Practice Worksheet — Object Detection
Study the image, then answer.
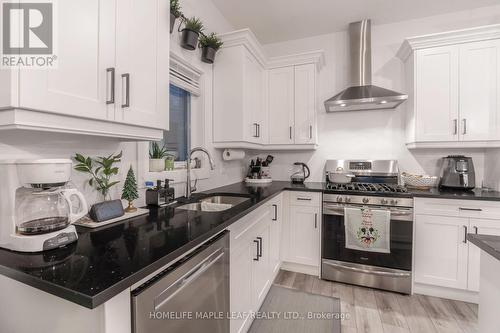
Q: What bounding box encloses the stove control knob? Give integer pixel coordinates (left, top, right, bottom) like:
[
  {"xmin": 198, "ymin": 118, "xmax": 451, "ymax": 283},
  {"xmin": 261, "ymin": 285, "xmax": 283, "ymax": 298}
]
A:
[
  {"xmin": 337, "ymin": 196, "xmax": 343, "ymax": 203},
  {"xmin": 362, "ymin": 198, "xmax": 369, "ymax": 204},
  {"xmin": 381, "ymin": 199, "xmax": 388, "ymax": 205},
  {"xmin": 345, "ymin": 196, "xmax": 351, "ymax": 203},
  {"xmin": 390, "ymin": 199, "xmax": 398, "ymax": 205}
]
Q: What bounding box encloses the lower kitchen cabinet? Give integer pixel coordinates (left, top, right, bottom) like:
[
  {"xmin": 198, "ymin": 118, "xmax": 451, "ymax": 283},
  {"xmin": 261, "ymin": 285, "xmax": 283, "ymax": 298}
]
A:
[
  {"xmin": 414, "ymin": 214, "xmax": 469, "ymax": 289},
  {"xmin": 414, "ymin": 198, "xmax": 500, "ymax": 299},
  {"xmin": 228, "ymin": 194, "xmax": 283, "ymax": 333},
  {"xmin": 281, "ymin": 191, "xmax": 321, "ymax": 270}
]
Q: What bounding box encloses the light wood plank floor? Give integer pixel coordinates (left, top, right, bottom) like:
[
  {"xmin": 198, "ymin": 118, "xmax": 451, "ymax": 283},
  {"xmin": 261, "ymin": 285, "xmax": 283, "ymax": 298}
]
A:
[{"xmin": 273, "ymin": 270, "xmax": 478, "ymax": 333}]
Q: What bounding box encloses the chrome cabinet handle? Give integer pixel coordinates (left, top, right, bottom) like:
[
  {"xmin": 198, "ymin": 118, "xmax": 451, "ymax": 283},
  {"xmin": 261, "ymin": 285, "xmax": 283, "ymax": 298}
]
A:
[
  {"xmin": 257, "ymin": 237, "xmax": 262, "ymax": 258},
  {"xmin": 289, "ymin": 126, "xmax": 292, "ymax": 140},
  {"xmin": 272, "ymin": 204, "xmax": 278, "ymax": 221},
  {"xmin": 453, "ymin": 119, "xmax": 458, "ymax": 135},
  {"xmin": 257, "ymin": 124, "xmax": 260, "ymax": 138},
  {"xmin": 297, "ymin": 197, "xmax": 312, "ymax": 201},
  {"xmin": 253, "ymin": 239, "xmax": 259, "ymax": 261},
  {"xmin": 314, "ymin": 213, "xmax": 318, "ymax": 229},
  {"xmin": 121, "ymin": 73, "xmax": 130, "ymax": 108},
  {"xmin": 106, "ymin": 68, "xmax": 115, "ymax": 104},
  {"xmin": 474, "ymin": 226, "xmax": 478, "ymax": 234},
  {"xmin": 462, "ymin": 119, "xmax": 467, "ymax": 135},
  {"xmin": 309, "ymin": 125, "xmax": 313, "ymax": 139},
  {"xmin": 459, "ymin": 207, "xmax": 482, "ymax": 212},
  {"xmin": 463, "ymin": 225, "xmax": 468, "ymax": 243}
]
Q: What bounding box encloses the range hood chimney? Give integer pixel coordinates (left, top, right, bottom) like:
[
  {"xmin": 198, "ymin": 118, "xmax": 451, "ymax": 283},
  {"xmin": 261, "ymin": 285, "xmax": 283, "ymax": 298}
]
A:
[{"xmin": 324, "ymin": 20, "xmax": 408, "ymax": 112}]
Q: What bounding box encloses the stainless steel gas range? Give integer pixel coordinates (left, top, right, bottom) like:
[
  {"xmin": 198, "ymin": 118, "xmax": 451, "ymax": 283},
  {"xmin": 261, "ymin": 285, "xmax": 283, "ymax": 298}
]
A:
[{"xmin": 321, "ymin": 160, "xmax": 413, "ymax": 294}]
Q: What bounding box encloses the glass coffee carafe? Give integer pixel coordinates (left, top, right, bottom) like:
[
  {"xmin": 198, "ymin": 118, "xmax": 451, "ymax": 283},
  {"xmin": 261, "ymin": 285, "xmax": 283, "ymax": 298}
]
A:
[{"xmin": 15, "ymin": 187, "xmax": 88, "ymax": 235}]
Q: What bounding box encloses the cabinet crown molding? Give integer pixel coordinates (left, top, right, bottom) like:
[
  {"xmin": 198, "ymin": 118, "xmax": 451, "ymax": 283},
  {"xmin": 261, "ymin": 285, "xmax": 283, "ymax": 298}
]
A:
[
  {"xmin": 219, "ymin": 28, "xmax": 325, "ymax": 70},
  {"xmin": 397, "ymin": 23, "xmax": 500, "ymax": 61}
]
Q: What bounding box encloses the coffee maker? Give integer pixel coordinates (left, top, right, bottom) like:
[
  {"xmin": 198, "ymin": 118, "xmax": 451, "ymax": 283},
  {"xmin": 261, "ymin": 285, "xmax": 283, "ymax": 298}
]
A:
[
  {"xmin": 439, "ymin": 155, "xmax": 476, "ymax": 190},
  {"xmin": 0, "ymin": 159, "xmax": 88, "ymax": 252}
]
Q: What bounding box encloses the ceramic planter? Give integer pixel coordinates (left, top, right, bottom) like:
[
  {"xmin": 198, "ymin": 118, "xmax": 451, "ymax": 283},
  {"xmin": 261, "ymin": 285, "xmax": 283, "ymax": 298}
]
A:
[
  {"xmin": 170, "ymin": 13, "xmax": 176, "ymax": 34},
  {"xmin": 149, "ymin": 159, "xmax": 165, "ymax": 172},
  {"xmin": 201, "ymin": 46, "xmax": 217, "ymax": 64},
  {"xmin": 181, "ymin": 29, "xmax": 200, "ymax": 50}
]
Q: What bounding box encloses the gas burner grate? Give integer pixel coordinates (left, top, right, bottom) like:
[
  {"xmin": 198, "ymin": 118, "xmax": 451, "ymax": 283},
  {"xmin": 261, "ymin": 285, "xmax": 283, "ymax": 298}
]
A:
[{"xmin": 326, "ymin": 182, "xmax": 407, "ymax": 193}]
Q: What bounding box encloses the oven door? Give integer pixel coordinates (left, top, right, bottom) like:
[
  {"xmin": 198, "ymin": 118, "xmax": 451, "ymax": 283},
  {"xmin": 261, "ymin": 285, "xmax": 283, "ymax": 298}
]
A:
[{"xmin": 322, "ymin": 203, "xmax": 413, "ymax": 271}]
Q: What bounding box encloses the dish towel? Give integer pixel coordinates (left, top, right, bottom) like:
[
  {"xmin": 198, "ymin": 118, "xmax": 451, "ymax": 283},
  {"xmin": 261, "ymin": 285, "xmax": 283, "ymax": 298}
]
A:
[{"xmin": 344, "ymin": 207, "xmax": 391, "ymax": 253}]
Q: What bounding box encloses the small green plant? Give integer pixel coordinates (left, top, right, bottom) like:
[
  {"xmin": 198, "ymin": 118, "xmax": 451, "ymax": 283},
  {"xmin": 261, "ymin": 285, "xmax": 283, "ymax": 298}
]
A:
[
  {"xmin": 73, "ymin": 151, "xmax": 122, "ymax": 200},
  {"xmin": 199, "ymin": 32, "xmax": 223, "ymax": 50},
  {"xmin": 170, "ymin": 0, "xmax": 182, "ymax": 18},
  {"xmin": 149, "ymin": 142, "xmax": 169, "ymax": 159},
  {"xmin": 184, "ymin": 16, "xmax": 204, "ymax": 33}
]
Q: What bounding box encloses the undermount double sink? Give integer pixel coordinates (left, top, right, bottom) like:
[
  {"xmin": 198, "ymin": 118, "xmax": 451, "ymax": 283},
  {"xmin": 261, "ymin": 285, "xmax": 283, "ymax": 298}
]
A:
[{"xmin": 176, "ymin": 195, "xmax": 251, "ymax": 212}]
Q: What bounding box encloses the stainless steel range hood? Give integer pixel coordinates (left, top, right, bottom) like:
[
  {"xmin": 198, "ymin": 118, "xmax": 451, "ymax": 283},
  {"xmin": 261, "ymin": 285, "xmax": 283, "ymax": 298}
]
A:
[{"xmin": 324, "ymin": 20, "xmax": 408, "ymax": 112}]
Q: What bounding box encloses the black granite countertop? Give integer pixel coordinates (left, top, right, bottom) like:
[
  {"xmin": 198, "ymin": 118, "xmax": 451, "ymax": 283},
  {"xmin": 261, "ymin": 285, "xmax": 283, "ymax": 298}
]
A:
[
  {"xmin": 1, "ymin": 180, "xmax": 500, "ymax": 310},
  {"xmin": 468, "ymin": 234, "xmax": 500, "ymax": 261},
  {"xmin": 408, "ymin": 187, "xmax": 500, "ymax": 201},
  {"xmin": 0, "ymin": 181, "xmax": 322, "ymax": 309}
]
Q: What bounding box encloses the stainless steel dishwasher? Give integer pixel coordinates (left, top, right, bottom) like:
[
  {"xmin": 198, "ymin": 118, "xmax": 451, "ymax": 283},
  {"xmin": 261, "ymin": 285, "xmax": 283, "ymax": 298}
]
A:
[{"xmin": 132, "ymin": 231, "xmax": 229, "ymax": 333}]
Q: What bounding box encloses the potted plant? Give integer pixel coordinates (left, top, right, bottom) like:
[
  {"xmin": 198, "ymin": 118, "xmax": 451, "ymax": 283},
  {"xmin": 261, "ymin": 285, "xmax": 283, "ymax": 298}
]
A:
[
  {"xmin": 199, "ymin": 32, "xmax": 223, "ymax": 64},
  {"xmin": 170, "ymin": 0, "xmax": 182, "ymax": 34},
  {"xmin": 149, "ymin": 142, "xmax": 168, "ymax": 172},
  {"xmin": 180, "ymin": 16, "xmax": 203, "ymax": 50},
  {"xmin": 73, "ymin": 152, "xmax": 122, "ymax": 201}
]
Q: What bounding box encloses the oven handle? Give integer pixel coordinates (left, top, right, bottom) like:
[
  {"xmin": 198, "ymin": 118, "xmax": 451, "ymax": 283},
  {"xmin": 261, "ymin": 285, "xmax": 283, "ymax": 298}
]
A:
[
  {"xmin": 324, "ymin": 260, "xmax": 411, "ymax": 278},
  {"xmin": 323, "ymin": 203, "xmax": 413, "ymax": 217}
]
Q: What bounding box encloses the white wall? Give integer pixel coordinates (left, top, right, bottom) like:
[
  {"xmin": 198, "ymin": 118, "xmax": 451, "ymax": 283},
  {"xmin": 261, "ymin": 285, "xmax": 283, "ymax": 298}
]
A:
[
  {"xmin": 259, "ymin": 4, "xmax": 500, "ymax": 185},
  {"xmin": 484, "ymin": 149, "xmax": 500, "ymax": 190},
  {"xmin": 0, "ymin": 0, "xmax": 245, "ymax": 208}
]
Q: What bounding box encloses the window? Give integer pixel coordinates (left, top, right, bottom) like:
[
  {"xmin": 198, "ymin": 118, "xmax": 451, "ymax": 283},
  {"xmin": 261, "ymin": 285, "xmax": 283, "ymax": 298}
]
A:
[{"xmin": 162, "ymin": 84, "xmax": 190, "ymax": 162}]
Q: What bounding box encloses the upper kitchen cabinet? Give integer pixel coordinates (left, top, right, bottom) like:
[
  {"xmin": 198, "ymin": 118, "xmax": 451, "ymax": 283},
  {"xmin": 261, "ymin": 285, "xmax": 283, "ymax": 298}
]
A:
[
  {"xmin": 0, "ymin": 0, "xmax": 169, "ymax": 141},
  {"xmin": 213, "ymin": 32, "xmax": 267, "ymax": 146},
  {"xmin": 398, "ymin": 24, "xmax": 500, "ymax": 148},
  {"xmin": 213, "ymin": 29, "xmax": 324, "ymax": 150},
  {"xmin": 268, "ymin": 63, "xmax": 317, "ymax": 145}
]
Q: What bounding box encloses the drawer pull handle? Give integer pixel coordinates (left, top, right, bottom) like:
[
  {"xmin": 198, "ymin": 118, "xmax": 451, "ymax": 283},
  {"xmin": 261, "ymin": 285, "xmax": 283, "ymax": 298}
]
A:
[
  {"xmin": 297, "ymin": 198, "xmax": 312, "ymax": 201},
  {"xmin": 459, "ymin": 207, "xmax": 482, "ymax": 212}
]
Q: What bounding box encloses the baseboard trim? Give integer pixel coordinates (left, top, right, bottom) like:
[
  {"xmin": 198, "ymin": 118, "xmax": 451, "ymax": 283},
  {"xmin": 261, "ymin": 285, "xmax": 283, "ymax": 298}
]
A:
[
  {"xmin": 414, "ymin": 283, "xmax": 479, "ymax": 304},
  {"xmin": 280, "ymin": 261, "xmax": 320, "ymax": 277}
]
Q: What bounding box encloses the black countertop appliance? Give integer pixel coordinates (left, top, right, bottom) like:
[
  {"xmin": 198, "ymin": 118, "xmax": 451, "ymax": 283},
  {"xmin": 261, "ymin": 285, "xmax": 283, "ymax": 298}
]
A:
[{"xmin": 439, "ymin": 155, "xmax": 476, "ymax": 190}]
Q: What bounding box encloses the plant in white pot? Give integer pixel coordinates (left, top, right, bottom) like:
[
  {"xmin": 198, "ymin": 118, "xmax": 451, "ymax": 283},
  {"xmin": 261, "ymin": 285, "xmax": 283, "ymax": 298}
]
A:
[{"xmin": 149, "ymin": 142, "xmax": 168, "ymax": 172}]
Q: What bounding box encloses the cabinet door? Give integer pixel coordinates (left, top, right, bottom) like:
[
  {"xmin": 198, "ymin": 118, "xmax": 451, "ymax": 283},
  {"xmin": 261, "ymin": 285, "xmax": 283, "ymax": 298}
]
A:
[
  {"xmin": 415, "ymin": 46, "xmax": 459, "ymax": 142},
  {"xmin": 467, "ymin": 218, "xmax": 500, "ymax": 292},
  {"xmin": 19, "ymin": 0, "xmax": 115, "ymax": 120},
  {"xmin": 244, "ymin": 52, "xmax": 266, "ymax": 144},
  {"xmin": 230, "ymin": 240, "xmax": 253, "ymax": 333},
  {"xmin": 414, "ymin": 214, "xmax": 468, "ymax": 289},
  {"xmin": 294, "ymin": 64, "xmax": 316, "ymax": 144},
  {"xmin": 268, "ymin": 67, "xmax": 294, "ymax": 144},
  {"xmin": 115, "ymin": 0, "xmax": 169, "ymax": 130},
  {"xmin": 459, "ymin": 40, "xmax": 500, "ymax": 141},
  {"xmin": 269, "ymin": 195, "xmax": 283, "ymax": 276},
  {"xmin": 252, "ymin": 223, "xmax": 271, "ymax": 310},
  {"xmin": 288, "ymin": 205, "xmax": 320, "ymax": 267}
]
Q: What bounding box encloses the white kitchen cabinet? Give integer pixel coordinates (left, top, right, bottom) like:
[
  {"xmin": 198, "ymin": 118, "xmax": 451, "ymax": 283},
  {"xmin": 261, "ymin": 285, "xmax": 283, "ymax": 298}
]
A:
[
  {"xmin": 294, "ymin": 64, "xmax": 316, "ymax": 144},
  {"xmin": 19, "ymin": 0, "xmax": 115, "ymax": 121},
  {"xmin": 114, "ymin": 0, "xmax": 169, "ymax": 129},
  {"xmin": 268, "ymin": 195, "xmax": 283, "ymax": 275},
  {"xmin": 268, "ymin": 67, "xmax": 294, "ymax": 144},
  {"xmin": 414, "ymin": 46, "xmax": 459, "ymax": 142},
  {"xmin": 414, "ymin": 214, "xmax": 469, "ymax": 289},
  {"xmin": 0, "ymin": 0, "xmax": 168, "ymax": 140},
  {"xmin": 467, "ymin": 219, "xmax": 500, "ymax": 292},
  {"xmin": 267, "ymin": 64, "xmax": 317, "ymax": 145},
  {"xmin": 398, "ymin": 24, "xmax": 500, "ymax": 148},
  {"xmin": 213, "ymin": 45, "xmax": 266, "ymax": 146},
  {"xmin": 459, "ymin": 40, "xmax": 500, "ymax": 141},
  {"xmin": 213, "ymin": 29, "xmax": 324, "ymax": 151},
  {"xmin": 228, "ymin": 197, "xmax": 281, "ymax": 333}
]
